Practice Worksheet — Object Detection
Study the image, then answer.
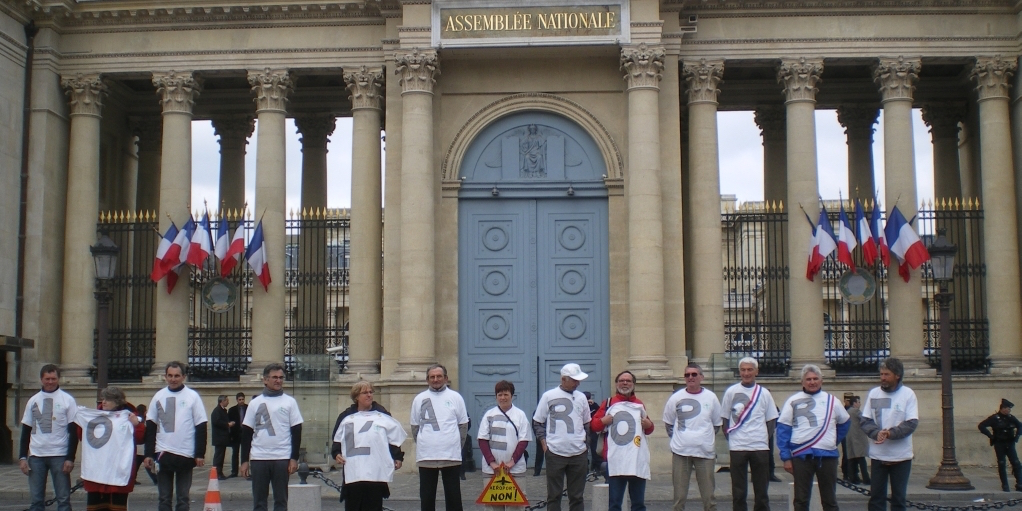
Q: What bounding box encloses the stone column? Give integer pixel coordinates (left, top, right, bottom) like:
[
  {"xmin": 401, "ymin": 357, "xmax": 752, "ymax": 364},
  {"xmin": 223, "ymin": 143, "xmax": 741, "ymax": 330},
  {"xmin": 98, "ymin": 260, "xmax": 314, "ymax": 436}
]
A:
[
  {"xmin": 621, "ymin": 45, "xmax": 670, "ymax": 373},
  {"xmin": 211, "ymin": 115, "xmax": 254, "ymax": 212},
  {"xmin": 132, "ymin": 117, "xmax": 162, "ymax": 214},
  {"xmin": 395, "ymin": 50, "xmax": 439, "ymax": 375},
  {"xmin": 381, "ymin": 51, "xmax": 404, "ymax": 377},
  {"xmin": 836, "ymin": 105, "xmax": 879, "ymax": 198},
  {"xmin": 293, "ymin": 113, "xmax": 335, "ymax": 356},
  {"xmin": 921, "ymin": 104, "xmax": 965, "ymax": 201},
  {"xmin": 248, "ymin": 69, "xmax": 294, "ymax": 370},
  {"xmin": 755, "ymin": 106, "xmax": 787, "ymax": 204},
  {"xmin": 660, "ymin": 48, "xmax": 686, "ymax": 374},
  {"xmin": 152, "ymin": 71, "xmax": 201, "ymax": 373},
  {"xmin": 683, "ymin": 59, "xmax": 725, "ymax": 363},
  {"xmin": 778, "ymin": 57, "xmax": 827, "ymax": 373},
  {"xmin": 345, "ymin": 66, "xmax": 385, "ymax": 374},
  {"xmin": 970, "ymin": 56, "xmax": 1022, "ymax": 371},
  {"xmin": 754, "ymin": 105, "xmax": 789, "ymax": 352},
  {"xmin": 59, "ymin": 73, "xmax": 108, "ymax": 379},
  {"xmin": 874, "ymin": 57, "xmax": 928, "ymax": 371}
]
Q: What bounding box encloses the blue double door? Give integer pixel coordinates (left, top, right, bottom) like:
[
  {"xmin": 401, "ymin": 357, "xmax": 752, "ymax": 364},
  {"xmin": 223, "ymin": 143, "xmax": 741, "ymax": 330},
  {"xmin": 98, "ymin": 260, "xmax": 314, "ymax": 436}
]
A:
[{"xmin": 458, "ymin": 197, "xmax": 609, "ymax": 466}]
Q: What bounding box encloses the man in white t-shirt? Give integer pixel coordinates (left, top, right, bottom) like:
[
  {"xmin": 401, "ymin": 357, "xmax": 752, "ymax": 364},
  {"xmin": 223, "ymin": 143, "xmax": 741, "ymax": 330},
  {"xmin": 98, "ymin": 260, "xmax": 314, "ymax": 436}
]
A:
[
  {"xmin": 592, "ymin": 370, "xmax": 654, "ymax": 511},
  {"xmin": 859, "ymin": 357, "xmax": 918, "ymax": 511},
  {"xmin": 533, "ymin": 363, "xmax": 593, "ymax": 511},
  {"xmin": 478, "ymin": 380, "xmax": 532, "ymax": 475},
  {"xmin": 777, "ymin": 364, "xmax": 850, "ymax": 511},
  {"xmin": 663, "ymin": 363, "xmax": 721, "ymax": 511},
  {"xmin": 241, "ymin": 363, "xmax": 304, "ymax": 511},
  {"xmin": 20, "ymin": 364, "xmax": 78, "ymax": 511},
  {"xmin": 721, "ymin": 356, "xmax": 778, "ymax": 511},
  {"xmin": 143, "ymin": 361, "xmax": 208, "ymax": 511},
  {"xmin": 410, "ymin": 364, "xmax": 469, "ymax": 511}
]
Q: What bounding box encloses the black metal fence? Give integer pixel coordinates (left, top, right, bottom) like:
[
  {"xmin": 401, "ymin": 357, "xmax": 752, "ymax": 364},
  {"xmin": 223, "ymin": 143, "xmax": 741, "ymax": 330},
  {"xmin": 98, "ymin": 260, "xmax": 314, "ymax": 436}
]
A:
[{"xmin": 94, "ymin": 209, "xmax": 350, "ymax": 382}]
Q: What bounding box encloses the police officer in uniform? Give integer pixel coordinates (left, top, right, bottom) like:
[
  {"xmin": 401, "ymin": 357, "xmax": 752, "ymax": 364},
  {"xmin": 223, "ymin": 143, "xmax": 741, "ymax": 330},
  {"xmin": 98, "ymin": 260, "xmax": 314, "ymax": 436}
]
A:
[{"xmin": 978, "ymin": 399, "xmax": 1022, "ymax": 492}]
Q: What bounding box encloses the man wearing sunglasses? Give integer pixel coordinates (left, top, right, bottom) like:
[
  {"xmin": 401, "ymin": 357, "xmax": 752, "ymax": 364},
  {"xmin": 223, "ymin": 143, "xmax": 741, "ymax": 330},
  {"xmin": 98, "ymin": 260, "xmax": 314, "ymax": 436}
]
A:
[{"xmin": 663, "ymin": 363, "xmax": 721, "ymax": 511}]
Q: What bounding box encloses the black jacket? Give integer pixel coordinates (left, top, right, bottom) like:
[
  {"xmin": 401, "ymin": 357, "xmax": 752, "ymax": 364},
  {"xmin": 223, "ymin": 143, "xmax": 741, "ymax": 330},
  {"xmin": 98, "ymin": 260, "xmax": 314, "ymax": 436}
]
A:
[
  {"xmin": 330, "ymin": 402, "xmax": 404, "ymax": 462},
  {"xmin": 979, "ymin": 412, "xmax": 1022, "ymax": 445},
  {"xmin": 227, "ymin": 404, "xmax": 246, "ymax": 444},
  {"xmin": 211, "ymin": 406, "xmax": 231, "ymax": 447}
]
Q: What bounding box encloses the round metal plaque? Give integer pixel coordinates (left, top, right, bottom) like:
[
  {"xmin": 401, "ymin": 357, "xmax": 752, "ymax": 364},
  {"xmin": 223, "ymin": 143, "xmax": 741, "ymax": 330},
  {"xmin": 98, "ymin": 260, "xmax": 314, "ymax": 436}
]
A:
[
  {"xmin": 838, "ymin": 268, "xmax": 877, "ymax": 305},
  {"xmin": 201, "ymin": 277, "xmax": 238, "ymax": 313}
]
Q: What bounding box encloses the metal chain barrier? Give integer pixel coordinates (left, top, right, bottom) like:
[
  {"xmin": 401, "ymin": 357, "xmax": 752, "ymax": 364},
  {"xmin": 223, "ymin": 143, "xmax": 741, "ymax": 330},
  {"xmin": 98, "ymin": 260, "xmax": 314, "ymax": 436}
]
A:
[
  {"xmin": 837, "ymin": 478, "xmax": 1022, "ymax": 511},
  {"xmin": 310, "ymin": 470, "xmax": 397, "ymax": 511},
  {"xmin": 524, "ymin": 470, "xmax": 601, "ymax": 511},
  {"xmin": 22, "ymin": 480, "xmax": 84, "ymax": 511}
]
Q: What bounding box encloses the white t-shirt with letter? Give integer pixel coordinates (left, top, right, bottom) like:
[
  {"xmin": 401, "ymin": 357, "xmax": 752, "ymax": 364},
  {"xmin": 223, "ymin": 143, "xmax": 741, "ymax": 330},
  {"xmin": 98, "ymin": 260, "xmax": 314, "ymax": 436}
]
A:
[
  {"xmin": 533, "ymin": 387, "xmax": 591, "ymax": 457},
  {"xmin": 478, "ymin": 405, "xmax": 533, "ymax": 474},
  {"xmin": 663, "ymin": 387, "xmax": 722, "ymax": 459},
  {"xmin": 75, "ymin": 408, "xmax": 136, "ymax": 487},
  {"xmin": 720, "ymin": 383, "xmax": 778, "ymax": 451},
  {"xmin": 243, "ymin": 392, "xmax": 304, "ymax": 461},
  {"xmin": 604, "ymin": 401, "xmax": 651, "ymax": 479},
  {"xmin": 334, "ymin": 411, "xmax": 407, "ymax": 483},
  {"xmin": 410, "ymin": 387, "xmax": 469, "ymax": 463},
  {"xmin": 22, "ymin": 389, "xmax": 78, "ymax": 458},
  {"xmin": 146, "ymin": 386, "xmax": 207, "ymax": 458},
  {"xmin": 862, "ymin": 385, "xmax": 918, "ymax": 462},
  {"xmin": 778, "ymin": 391, "xmax": 850, "ymax": 453}
]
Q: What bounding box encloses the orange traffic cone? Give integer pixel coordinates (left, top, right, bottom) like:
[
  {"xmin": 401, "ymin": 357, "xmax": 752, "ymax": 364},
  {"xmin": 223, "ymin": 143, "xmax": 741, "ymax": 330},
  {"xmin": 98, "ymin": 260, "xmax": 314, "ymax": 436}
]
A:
[{"xmin": 203, "ymin": 467, "xmax": 223, "ymax": 511}]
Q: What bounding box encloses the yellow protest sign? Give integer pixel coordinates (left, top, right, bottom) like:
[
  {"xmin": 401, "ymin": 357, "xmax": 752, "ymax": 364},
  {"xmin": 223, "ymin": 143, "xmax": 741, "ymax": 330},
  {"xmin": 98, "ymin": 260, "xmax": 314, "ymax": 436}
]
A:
[{"xmin": 476, "ymin": 463, "xmax": 529, "ymax": 506}]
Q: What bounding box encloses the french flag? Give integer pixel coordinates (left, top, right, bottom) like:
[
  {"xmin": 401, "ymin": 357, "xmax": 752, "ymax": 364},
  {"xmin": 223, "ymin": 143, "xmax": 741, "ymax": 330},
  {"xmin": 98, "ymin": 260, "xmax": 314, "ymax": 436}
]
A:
[
  {"xmin": 186, "ymin": 212, "xmax": 213, "ymax": 267},
  {"xmin": 162, "ymin": 216, "xmax": 195, "ymax": 275},
  {"xmin": 855, "ymin": 199, "xmax": 878, "ymax": 264},
  {"xmin": 837, "ymin": 203, "xmax": 857, "ymax": 272},
  {"xmin": 806, "ymin": 207, "xmax": 838, "ymax": 281},
  {"xmin": 220, "ymin": 223, "xmax": 246, "ymax": 278},
  {"xmin": 245, "ymin": 220, "xmax": 271, "ymax": 291},
  {"xmin": 871, "ymin": 197, "xmax": 890, "ymax": 267},
  {"xmin": 166, "ymin": 265, "xmax": 183, "ymax": 294},
  {"xmin": 884, "ymin": 205, "xmax": 931, "ymax": 283},
  {"xmin": 213, "ymin": 216, "xmax": 230, "ymax": 262},
  {"xmin": 150, "ymin": 222, "xmax": 178, "ymax": 283}
]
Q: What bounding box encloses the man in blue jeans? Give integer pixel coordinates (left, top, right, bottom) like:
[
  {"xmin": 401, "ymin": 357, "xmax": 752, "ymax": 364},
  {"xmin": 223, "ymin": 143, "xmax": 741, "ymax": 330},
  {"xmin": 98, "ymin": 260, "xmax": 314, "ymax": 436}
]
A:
[
  {"xmin": 860, "ymin": 358, "xmax": 918, "ymax": 511},
  {"xmin": 592, "ymin": 371, "xmax": 655, "ymax": 511},
  {"xmin": 20, "ymin": 364, "xmax": 78, "ymax": 511}
]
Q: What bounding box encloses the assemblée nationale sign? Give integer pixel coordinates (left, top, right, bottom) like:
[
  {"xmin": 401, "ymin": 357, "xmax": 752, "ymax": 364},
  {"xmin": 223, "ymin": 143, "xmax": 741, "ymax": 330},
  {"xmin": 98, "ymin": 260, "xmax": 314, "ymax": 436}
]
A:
[{"xmin": 432, "ymin": 1, "xmax": 629, "ymax": 47}]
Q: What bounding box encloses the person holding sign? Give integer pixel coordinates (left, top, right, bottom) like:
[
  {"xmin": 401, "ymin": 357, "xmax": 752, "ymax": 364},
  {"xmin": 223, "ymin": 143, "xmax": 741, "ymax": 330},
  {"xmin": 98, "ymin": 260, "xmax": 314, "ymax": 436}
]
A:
[
  {"xmin": 76, "ymin": 386, "xmax": 146, "ymax": 511},
  {"xmin": 777, "ymin": 365, "xmax": 850, "ymax": 511},
  {"xmin": 240, "ymin": 363, "xmax": 304, "ymax": 511},
  {"xmin": 410, "ymin": 364, "xmax": 470, "ymax": 511},
  {"xmin": 478, "ymin": 380, "xmax": 533, "ymax": 476},
  {"xmin": 662, "ymin": 363, "xmax": 721, "ymax": 511},
  {"xmin": 332, "ymin": 381, "xmax": 407, "ymax": 511},
  {"xmin": 721, "ymin": 357, "xmax": 778, "ymax": 511},
  {"xmin": 532, "ymin": 363, "xmax": 593, "ymax": 511},
  {"xmin": 592, "ymin": 371, "xmax": 654, "ymax": 511},
  {"xmin": 20, "ymin": 364, "xmax": 78, "ymax": 511},
  {"xmin": 143, "ymin": 361, "xmax": 208, "ymax": 511}
]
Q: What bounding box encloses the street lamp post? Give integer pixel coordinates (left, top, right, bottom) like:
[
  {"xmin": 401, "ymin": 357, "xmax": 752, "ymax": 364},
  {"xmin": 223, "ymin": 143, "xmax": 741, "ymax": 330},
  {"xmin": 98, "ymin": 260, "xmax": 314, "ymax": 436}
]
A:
[
  {"xmin": 926, "ymin": 228, "xmax": 973, "ymax": 490},
  {"xmin": 90, "ymin": 234, "xmax": 119, "ymax": 404}
]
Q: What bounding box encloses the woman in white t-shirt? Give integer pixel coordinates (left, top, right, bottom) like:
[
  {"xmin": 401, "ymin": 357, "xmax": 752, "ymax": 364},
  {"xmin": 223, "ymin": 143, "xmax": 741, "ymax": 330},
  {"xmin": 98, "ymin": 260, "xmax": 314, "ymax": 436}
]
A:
[
  {"xmin": 77, "ymin": 386, "xmax": 145, "ymax": 511},
  {"xmin": 477, "ymin": 380, "xmax": 532, "ymax": 475},
  {"xmin": 332, "ymin": 381, "xmax": 406, "ymax": 511}
]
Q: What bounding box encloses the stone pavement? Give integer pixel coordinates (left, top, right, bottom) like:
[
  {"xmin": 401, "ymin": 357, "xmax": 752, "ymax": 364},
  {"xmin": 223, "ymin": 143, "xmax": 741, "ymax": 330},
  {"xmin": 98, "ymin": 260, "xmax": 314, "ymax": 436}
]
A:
[{"xmin": 1, "ymin": 463, "xmax": 1018, "ymax": 509}]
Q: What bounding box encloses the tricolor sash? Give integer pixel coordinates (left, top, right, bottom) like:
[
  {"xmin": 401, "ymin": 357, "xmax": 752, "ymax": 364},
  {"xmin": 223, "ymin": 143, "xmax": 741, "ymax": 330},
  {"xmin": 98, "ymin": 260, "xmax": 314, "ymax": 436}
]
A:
[
  {"xmin": 791, "ymin": 394, "xmax": 836, "ymax": 456},
  {"xmin": 726, "ymin": 384, "xmax": 762, "ymax": 435}
]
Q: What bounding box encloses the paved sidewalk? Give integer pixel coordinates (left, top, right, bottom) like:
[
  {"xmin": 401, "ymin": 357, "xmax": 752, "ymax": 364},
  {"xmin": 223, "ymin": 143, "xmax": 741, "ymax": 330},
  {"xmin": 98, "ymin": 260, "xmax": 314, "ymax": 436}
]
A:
[{"xmin": 2, "ymin": 462, "xmax": 1017, "ymax": 508}]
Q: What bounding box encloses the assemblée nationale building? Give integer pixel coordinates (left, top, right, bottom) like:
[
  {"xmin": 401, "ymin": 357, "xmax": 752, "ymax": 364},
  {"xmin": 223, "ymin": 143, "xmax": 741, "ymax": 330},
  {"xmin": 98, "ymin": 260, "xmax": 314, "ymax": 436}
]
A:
[{"xmin": 1, "ymin": 0, "xmax": 1021, "ymax": 470}]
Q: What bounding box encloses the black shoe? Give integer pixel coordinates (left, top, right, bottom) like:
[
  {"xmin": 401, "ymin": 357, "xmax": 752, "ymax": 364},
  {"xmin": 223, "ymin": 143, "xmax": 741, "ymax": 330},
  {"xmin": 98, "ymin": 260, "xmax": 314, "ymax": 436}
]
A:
[
  {"xmin": 230, "ymin": 473, "xmax": 238, "ymax": 478},
  {"xmin": 850, "ymin": 478, "xmax": 861, "ymax": 485},
  {"xmin": 863, "ymin": 479, "xmax": 871, "ymax": 485},
  {"xmin": 1003, "ymin": 484, "xmax": 1011, "ymax": 492},
  {"xmin": 769, "ymin": 475, "xmax": 782, "ymax": 482},
  {"xmin": 1015, "ymin": 484, "xmax": 1022, "ymax": 491},
  {"xmin": 218, "ymin": 476, "xmax": 228, "ymax": 481}
]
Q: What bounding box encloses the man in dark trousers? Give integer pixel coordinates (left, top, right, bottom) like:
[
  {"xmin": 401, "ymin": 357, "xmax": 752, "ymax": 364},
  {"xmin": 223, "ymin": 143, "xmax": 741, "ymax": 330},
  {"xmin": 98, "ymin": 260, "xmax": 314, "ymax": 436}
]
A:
[
  {"xmin": 979, "ymin": 399, "xmax": 1022, "ymax": 492},
  {"xmin": 211, "ymin": 395, "xmax": 233, "ymax": 480},
  {"xmin": 227, "ymin": 393, "xmax": 247, "ymax": 478}
]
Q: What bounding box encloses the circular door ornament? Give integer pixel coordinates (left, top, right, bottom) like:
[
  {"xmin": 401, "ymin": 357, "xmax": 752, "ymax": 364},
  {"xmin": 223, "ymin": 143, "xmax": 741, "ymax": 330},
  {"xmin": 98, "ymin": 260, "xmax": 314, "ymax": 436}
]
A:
[
  {"xmin": 838, "ymin": 268, "xmax": 877, "ymax": 305},
  {"xmin": 483, "ymin": 227, "xmax": 509, "ymax": 251},
  {"xmin": 560, "ymin": 314, "xmax": 586, "ymax": 340},
  {"xmin": 201, "ymin": 277, "xmax": 238, "ymax": 313},
  {"xmin": 482, "ymin": 270, "xmax": 510, "ymax": 296},
  {"xmin": 484, "ymin": 315, "xmax": 509, "ymax": 340},
  {"xmin": 559, "ymin": 226, "xmax": 585, "ymax": 251},
  {"xmin": 559, "ymin": 270, "xmax": 586, "ymax": 295}
]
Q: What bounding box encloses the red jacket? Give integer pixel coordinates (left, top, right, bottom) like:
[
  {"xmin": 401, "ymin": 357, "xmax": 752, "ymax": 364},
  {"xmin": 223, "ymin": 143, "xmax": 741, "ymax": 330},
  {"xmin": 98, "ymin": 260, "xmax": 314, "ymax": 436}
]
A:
[
  {"xmin": 590, "ymin": 393, "xmax": 655, "ymax": 460},
  {"xmin": 78, "ymin": 404, "xmax": 146, "ymax": 494}
]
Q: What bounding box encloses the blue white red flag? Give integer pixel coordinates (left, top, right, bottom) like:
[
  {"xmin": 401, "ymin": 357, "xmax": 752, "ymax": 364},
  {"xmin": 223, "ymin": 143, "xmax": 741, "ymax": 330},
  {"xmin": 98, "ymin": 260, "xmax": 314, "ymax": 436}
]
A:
[
  {"xmin": 871, "ymin": 197, "xmax": 890, "ymax": 267},
  {"xmin": 220, "ymin": 223, "xmax": 246, "ymax": 278},
  {"xmin": 213, "ymin": 216, "xmax": 230, "ymax": 262},
  {"xmin": 837, "ymin": 203, "xmax": 857, "ymax": 272},
  {"xmin": 186, "ymin": 212, "xmax": 213, "ymax": 267},
  {"xmin": 806, "ymin": 207, "xmax": 837, "ymax": 281},
  {"xmin": 162, "ymin": 216, "xmax": 194, "ymax": 275},
  {"xmin": 166, "ymin": 265, "xmax": 182, "ymax": 294},
  {"xmin": 884, "ymin": 205, "xmax": 931, "ymax": 282},
  {"xmin": 855, "ymin": 199, "xmax": 878, "ymax": 264},
  {"xmin": 245, "ymin": 220, "xmax": 271, "ymax": 291},
  {"xmin": 150, "ymin": 222, "xmax": 178, "ymax": 283}
]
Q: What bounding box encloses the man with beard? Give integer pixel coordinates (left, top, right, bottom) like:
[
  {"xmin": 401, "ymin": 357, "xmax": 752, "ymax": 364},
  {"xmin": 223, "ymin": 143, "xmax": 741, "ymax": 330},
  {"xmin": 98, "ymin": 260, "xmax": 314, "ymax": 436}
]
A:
[
  {"xmin": 410, "ymin": 364, "xmax": 469, "ymax": 511},
  {"xmin": 592, "ymin": 371, "xmax": 654, "ymax": 511},
  {"xmin": 860, "ymin": 358, "xmax": 918, "ymax": 511}
]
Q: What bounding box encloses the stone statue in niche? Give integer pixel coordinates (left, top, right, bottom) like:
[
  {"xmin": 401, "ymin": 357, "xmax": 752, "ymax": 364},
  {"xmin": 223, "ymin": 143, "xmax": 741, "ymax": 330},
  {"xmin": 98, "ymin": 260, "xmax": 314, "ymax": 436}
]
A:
[{"xmin": 519, "ymin": 124, "xmax": 547, "ymax": 177}]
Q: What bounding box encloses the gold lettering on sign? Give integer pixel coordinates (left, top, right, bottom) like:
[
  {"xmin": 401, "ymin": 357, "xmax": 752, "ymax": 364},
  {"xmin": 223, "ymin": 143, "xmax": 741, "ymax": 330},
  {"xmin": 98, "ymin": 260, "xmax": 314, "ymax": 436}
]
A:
[{"xmin": 440, "ymin": 6, "xmax": 620, "ymax": 39}]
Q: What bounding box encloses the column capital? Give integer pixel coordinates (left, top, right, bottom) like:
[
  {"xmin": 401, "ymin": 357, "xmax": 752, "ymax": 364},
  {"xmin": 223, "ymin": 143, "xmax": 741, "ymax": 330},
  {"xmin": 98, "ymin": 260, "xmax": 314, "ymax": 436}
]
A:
[
  {"xmin": 248, "ymin": 68, "xmax": 294, "ymax": 113},
  {"xmin": 682, "ymin": 58, "xmax": 723, "ymax": 104},
  {"xmin": 61, "ymin": 73, "xmax": 107, "ymax": 117},
  {"xmin": 836, "ymin": 105, "xmax": 879, "ymax": 142},
  {"xmin": 873, "ymin": 56, "xmax": 920, "ymax": 102},
  {"xmin": 211, "ymin": 115, "xmax": 255, "ymax": 152},
  {"xmin": 970, "ymin": 56, "xmax": 1017, "ymax": 101},
  {"xmin": 778, "ymin": 57, "xmax": 823, "ymax": 103},
  {"xmin": 396, "ymin": 49, "xmax": 439, "ymax": 95},
  {"xmin": 152, "ymin": 71, "xmax": 202, "ymax": 114},
  {"xmin": 344, "ymin": 66, "xmax": 385, "ymax": 111},
  {"xmin": 920, "ymin": 102, "xmax": 966, "ymax": 141},
  {"xmin": 130, "ymin": 116, "xmax": 163, "ymax": 153},
  {"xmin": 753, "ymin": 105, "xmax": 786, "ymax": 142},
  {"xmin": 293, "ymin": 114, "xmax": 337, "ymax": 151},
  {"xmin": 621, "ymin": 43, "xmax": 665, "ymax": 91}
]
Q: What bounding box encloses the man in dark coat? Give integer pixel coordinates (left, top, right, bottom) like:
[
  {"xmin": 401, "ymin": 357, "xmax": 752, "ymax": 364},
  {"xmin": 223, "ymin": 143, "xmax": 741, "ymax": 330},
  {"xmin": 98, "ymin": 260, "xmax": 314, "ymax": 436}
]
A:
[
  {"xmin": 979, "ymin": 399, "xmax": 1022, "ymax": 492},
  {"xmin": 227, "ymin": 393, "xmax": 247, "ymax": 478},
  {"xmin": 211, "ymin": 395, "xmax": 233, "ymax": 480}
]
